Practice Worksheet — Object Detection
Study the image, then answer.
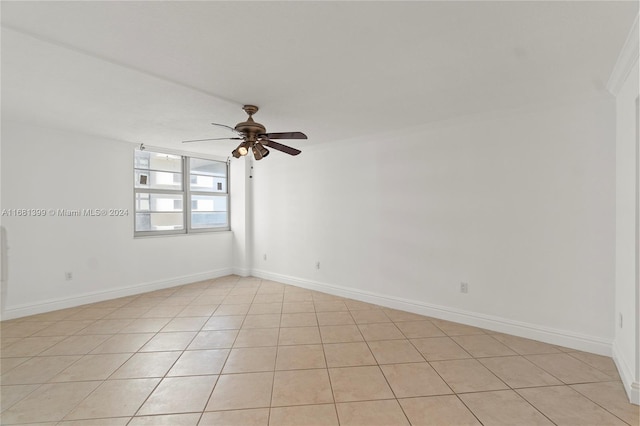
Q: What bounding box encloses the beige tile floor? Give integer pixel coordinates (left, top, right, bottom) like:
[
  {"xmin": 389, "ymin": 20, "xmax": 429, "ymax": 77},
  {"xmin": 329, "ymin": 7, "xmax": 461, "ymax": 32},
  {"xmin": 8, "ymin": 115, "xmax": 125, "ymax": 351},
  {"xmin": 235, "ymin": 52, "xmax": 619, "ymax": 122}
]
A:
[{"xmin": 1, "ymin": 276, "xmax": 638, "ymax": 425}]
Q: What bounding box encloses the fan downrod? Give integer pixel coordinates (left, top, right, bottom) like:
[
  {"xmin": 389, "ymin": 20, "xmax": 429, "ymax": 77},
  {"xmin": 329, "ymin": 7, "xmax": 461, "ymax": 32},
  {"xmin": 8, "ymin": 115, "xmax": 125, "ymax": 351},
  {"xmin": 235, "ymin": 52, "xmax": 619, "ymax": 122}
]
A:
[{"xmin": 242, "ymin": 105, "xmax": 259, "ymax": 117}]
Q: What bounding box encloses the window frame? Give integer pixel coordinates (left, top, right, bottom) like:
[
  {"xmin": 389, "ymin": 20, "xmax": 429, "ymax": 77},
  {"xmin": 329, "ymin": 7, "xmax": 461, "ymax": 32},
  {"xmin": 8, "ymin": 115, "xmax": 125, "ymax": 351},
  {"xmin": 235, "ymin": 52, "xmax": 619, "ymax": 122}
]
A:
[{"xmin": 133, "ymin": 148, "xmax": 230, "ymax": 237}]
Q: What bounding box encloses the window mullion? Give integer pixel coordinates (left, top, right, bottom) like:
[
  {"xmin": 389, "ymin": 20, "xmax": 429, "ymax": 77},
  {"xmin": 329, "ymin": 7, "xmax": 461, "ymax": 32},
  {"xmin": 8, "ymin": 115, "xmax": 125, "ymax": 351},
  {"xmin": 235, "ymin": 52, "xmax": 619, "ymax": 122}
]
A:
[
  {"xmin": 134, "ymin": 188, "xmax": 183, "ymax": 195},
  {"xmin": 184, "ymin": 156, "xmax": 190, "ymax": 232}
]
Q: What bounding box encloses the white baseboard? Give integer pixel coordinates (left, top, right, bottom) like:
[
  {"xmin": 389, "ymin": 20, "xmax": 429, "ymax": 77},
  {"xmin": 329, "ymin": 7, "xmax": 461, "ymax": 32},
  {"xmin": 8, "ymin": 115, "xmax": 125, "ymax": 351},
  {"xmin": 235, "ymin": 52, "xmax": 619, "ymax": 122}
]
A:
[
  {"xmin": 1, "ymin": 268, "xmax": 233, "ymax": 320},
  {"xmin": 232, "ymin": 267, "xmax": 252, "ymax": 277},
  {"xmin": 252, "ymin": 269, "xmax": 613, "ymax": 356},
  {"xmin": 612, "ymin": 340, "xmax": 640, "ymax": 405}
]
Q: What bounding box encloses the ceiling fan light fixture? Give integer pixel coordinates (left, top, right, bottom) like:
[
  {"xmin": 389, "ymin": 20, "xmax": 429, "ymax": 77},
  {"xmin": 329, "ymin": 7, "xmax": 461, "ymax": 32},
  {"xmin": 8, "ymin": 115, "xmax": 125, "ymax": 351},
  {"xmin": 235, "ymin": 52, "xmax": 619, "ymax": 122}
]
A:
[
  {"xmin": 231, "ymin": 148, "xmax": 241, "ymax": 159},
  {"xmin": 252, "ymin": 143, "xmax": 264, "ymax": 160},
  {"xmin": 252, "ymin": 141, "xmax": 270, "ymax": 160},
  {"xmin": 237, "ymin": 141, "xmax": 249, "ymax": 156},
  {"xmin": 256, "ymin": 141, "xmax": 269, "ymax": 156}
]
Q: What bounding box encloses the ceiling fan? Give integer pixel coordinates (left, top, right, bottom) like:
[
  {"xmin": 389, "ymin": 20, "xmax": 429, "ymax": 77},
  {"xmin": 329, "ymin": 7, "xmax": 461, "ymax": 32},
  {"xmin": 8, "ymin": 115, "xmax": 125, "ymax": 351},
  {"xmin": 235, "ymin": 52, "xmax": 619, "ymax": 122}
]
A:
[{"xmin": 182, "ymin": 105, "xmax": 307, "ymax": 160}]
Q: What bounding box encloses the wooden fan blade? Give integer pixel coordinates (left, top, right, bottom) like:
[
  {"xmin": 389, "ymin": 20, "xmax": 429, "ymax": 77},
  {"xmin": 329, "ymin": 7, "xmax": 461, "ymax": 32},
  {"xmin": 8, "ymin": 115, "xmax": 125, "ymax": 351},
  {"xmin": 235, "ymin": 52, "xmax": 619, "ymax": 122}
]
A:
[
  {"xmin": 182, "ymin": 137, "xmax": 242, "ymax": 143},
  {"xmin": 212, "ymin": 122, "xmax": 244, "ymax": 138},
  {"xmin": 262, "ymin": 139, "xmax": 301, "ymax": 156},
  {"xmin": 260, "ymin": 132, "xmax": 307, "ymax": 140},
  {"xmin": 211, "ymin": 122, "xmax": 241, "ymax": 133}
]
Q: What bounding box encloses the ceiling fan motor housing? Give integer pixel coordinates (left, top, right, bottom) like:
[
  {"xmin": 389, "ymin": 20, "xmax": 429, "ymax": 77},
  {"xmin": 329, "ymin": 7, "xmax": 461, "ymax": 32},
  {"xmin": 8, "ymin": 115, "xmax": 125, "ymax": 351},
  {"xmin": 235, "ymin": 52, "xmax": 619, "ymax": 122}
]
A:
[{"xmin": 235, "ymin": 105, "xmax": 265, "ymax": 142}]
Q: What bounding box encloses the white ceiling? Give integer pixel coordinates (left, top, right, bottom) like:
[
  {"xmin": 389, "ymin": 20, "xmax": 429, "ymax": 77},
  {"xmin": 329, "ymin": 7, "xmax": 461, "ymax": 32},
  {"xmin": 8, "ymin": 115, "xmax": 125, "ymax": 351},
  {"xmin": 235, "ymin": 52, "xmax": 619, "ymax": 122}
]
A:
[{"xmin": 1, "ymin": 1, "xmax": 637, "ymax": 156}]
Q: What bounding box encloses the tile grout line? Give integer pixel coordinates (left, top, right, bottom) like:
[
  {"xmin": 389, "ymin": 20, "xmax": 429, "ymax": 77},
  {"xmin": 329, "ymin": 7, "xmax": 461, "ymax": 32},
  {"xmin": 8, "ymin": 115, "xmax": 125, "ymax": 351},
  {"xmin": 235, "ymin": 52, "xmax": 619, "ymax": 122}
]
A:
[
  {"xmin": 449, "ymin": 340, "xmax": 557, "ymax": 425},
  {"xmin": 263, "ymin": 278, "xmax": 279, "ymax": 426},
  {"xmin": 195, "ymin": 275, "xmax": 243, "ymax": 424},
  {"xmin": 318, "ymin": 300, "xmax": 347, "ymax": 426},
  {"xmin": 568, "ymin": 383, "xmax": 636, "ymax": 426},
  {"xmin": 396, "ymin": 315, "xmax": 476, "ymax": 425},
  {"xmin": 400, "ymin": 317, "xmax": 556, "ymax": 426},
  {"xmin": 124, "ymin": 277, "xmax": 238, "ymax": 423},
  {"xmin": 1, "ymin": 276, "xmax": 635, "ymax": 425},
  {"xmin": 356, "ymin": 309, "xmax": 414, "ymax": 426}
]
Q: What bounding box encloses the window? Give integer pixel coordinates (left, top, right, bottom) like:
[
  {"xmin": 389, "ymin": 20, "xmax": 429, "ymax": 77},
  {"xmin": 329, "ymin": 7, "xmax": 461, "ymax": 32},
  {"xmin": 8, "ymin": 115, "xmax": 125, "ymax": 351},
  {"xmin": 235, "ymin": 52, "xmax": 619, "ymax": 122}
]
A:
[
  {"xmin": 134, "ymin": 149, "xmax": 229, "ymax": 236},
  {"xmin": 189, "ymin": 157, "xmax": 229, "ymax": 229}
]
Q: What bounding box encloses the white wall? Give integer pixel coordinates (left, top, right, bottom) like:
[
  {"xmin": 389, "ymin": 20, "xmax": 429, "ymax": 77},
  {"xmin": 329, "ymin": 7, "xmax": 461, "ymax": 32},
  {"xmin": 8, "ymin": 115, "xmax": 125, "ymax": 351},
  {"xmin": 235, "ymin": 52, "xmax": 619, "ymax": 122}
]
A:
[
  {"xmin": 251, "ymin": 97, "xmax": 616, "ymax": 355},
  {"xmin": 1, "ymin": 121, "xmax": 233, "ymax": 319},
  {"xmin": 611, "ymin": 16, "xmax": 639, "ymax": 405}
]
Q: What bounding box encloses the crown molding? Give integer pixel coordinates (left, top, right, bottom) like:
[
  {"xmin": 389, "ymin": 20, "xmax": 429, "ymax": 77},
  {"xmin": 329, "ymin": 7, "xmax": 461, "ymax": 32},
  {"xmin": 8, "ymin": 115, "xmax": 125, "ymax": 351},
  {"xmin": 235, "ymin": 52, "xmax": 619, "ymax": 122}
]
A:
[{"xmin": 607, "ymin": 14, "xmax": 639, "ymax": 96}]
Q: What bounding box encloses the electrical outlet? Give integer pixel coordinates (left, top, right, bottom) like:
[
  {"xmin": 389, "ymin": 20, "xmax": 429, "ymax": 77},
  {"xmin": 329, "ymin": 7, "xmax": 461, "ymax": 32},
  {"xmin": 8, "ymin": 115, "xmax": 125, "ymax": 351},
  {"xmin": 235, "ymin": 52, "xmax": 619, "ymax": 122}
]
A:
[
  {"xmin": 65, "ymin": 272, "xmax": 73, "ymax": 281},
  {"xmin": 316, "ymin": 261, "xmax": 320, "ymax": 270},
  {"xmin": 460, "ymin": 282, "xmax": 468, "ymax": 293}
]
